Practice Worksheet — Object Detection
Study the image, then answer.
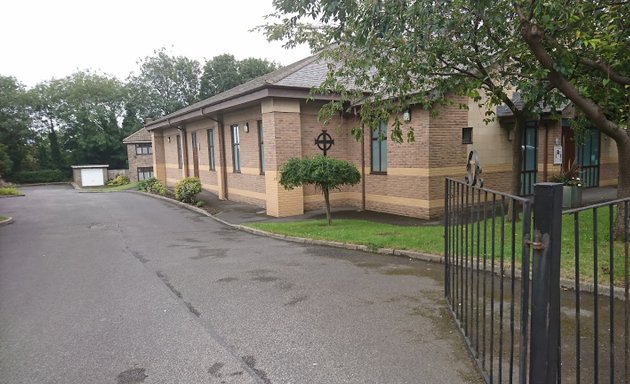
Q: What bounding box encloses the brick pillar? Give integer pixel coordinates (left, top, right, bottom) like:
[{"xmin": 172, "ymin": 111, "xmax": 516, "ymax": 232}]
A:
[
  {"xmin": 152, "ymin": 131, "xmax": 167, "ymax": 185},
  {"xmin": 262, "ymin": 98, "xmax": 304, "ymax": 217}
]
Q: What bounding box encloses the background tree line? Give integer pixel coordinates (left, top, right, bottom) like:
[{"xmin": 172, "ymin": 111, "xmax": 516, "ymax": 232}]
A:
[{"xmin": 0, "ymin": 49, "xmax": 277, "ymax": 182}]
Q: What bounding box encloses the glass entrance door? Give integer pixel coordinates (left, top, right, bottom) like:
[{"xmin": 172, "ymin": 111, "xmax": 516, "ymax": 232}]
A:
[
  {"xmin": 520, "ymin": 122, "xmax": 538, "ymax": 195},
  {"xmin": 577, "ymin": 129, "xmax": 600, "ymax": 187}
]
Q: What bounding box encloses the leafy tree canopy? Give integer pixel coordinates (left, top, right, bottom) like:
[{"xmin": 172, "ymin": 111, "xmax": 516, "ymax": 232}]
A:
[
  {"xmin": 200, "ymin": 54, "xmax": 278, "ymax": 99},
  {"xmin": 127, "ymin": 48, "xmax": 202, "ymax": 119},
  {"xmin": 29, "ymin": 71, "xmax": 129, "ymax": 169},
  {"xmin": 0, "ymin": 75, "xmax": 32, "ymax": 177}
]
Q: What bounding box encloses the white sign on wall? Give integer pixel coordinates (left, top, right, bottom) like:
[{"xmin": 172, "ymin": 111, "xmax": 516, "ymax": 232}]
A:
[{"xmin": 553, "ymin": 145, "xmax": 563, "ymax": 165}]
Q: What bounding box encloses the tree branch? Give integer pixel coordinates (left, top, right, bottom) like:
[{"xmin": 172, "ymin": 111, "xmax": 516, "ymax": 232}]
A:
[
  {"xmin": 579, "ymin": 57, "xmax": 630, "ymax": 86},
  {"xmin": 517, "ymin": 14, "xmax": 624, "ymax": 141}
]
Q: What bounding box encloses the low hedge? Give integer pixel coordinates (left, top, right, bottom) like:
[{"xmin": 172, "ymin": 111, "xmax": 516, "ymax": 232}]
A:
[{"xmin": 13, "ymin": 169, "xmax": 67, "ymax": 184}]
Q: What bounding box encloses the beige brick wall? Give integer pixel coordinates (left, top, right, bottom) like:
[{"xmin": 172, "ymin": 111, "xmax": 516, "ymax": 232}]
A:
[
  {"xmin": 222, "ymin": 106, "xmax": 266, "ymax": 208},
  {"xmin": 161, "ymin": 127, "xmax": 184, "ymax": 186},
  {"xmin": 152, "ymin": 131, "xmax": 167, "ymax": 185},
  {"xmin": 263, "ymin": 98, "xmax": 304, "ymax": 216}
]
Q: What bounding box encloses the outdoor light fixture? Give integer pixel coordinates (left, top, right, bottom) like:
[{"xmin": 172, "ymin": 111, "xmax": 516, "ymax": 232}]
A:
[
  {"xmin": 244, "ymin": 122, "xmax": 250, "ymax": 133},
  {"xmin": 168, "ymin": 137, "xmax": 171, "ymax": 143},
  {"xmin": 402, "ymin": 109, "xmax": 411, "ymax": 122},
  {"xmin": 554, "ymin": 138, "xmax": 561, "ymax": 145}
]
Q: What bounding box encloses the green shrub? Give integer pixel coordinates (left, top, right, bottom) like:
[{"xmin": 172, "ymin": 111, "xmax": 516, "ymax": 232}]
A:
[
  {"xmin": 138, "ymin": 177, "xmax": 166, "ymax": 195},
  {"xmin": 14, "ymin": 169, "xmax": 66, "ymax": 184},
  {"xmin": 0, "ymin": 187, "xmax": 20, "ymax": 196},
  {"xmin": 280, "ymin": 155, "xmax": 361, "ymax": 225},
  {"xmin": 175, "ymin": 177, "xmax": 202, "ymax": 203},
  {"xmin": 195, "ymin": 200, "xmax": 206, "ymax": 207},
  {"xmin": 106, "ymin": 175, "xmax": 130, "ymax": 186}
]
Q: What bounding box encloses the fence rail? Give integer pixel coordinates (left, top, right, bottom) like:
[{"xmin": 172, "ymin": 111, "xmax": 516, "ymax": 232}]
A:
[{"xmin": 444, "ymin": 177, "xmax": 630, "ymax": 384}]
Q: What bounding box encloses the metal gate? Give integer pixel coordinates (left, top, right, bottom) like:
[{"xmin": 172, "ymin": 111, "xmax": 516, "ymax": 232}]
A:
[{"xmin": 445, "ymin": 176, "xmax": 630, "ymax": 384}]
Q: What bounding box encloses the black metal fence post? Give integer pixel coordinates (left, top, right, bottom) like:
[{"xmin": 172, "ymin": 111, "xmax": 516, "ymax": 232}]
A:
[{"xmin": 529, "ymin": 183, "xmax": 563, "ymax": 384}]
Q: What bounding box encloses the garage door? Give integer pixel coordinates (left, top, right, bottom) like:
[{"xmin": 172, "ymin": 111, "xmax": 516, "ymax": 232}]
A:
[{"xmin": 81, "ymin": 168, "xmax": 104, "ymax": 187}]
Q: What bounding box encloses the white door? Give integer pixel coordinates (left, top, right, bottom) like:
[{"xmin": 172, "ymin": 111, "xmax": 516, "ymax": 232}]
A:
[{"xmin": 81, "ymin": 168, "xmax": 104, "ymax": 186}]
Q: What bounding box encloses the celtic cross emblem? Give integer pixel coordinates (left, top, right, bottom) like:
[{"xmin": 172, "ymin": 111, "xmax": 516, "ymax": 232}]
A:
[{"xmin": 315, "ymin": 129, "xmax": 334, "ymax": 156}]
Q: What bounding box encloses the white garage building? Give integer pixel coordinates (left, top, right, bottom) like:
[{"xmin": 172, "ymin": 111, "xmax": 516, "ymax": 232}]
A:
[{"xmin": 71, "ymin": 165, "xmax": 109, "ymax": 187}]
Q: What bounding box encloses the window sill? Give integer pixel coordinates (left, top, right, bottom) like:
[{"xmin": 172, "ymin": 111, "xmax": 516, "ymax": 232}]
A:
[{"xmin": 370, "ymin": 171, "xmax": 387, "ymax": 175}]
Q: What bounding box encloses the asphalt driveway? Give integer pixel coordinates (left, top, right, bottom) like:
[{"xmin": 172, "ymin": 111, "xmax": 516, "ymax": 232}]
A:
[{"xmin": 0, "ymin": 185, "xmax": 480, "ymax": 384}]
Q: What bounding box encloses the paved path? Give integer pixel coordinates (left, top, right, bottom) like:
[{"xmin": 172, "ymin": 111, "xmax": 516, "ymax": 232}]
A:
[{"xmin": 0, "ymin": 185, "xmax": 480, "ymax": 384}]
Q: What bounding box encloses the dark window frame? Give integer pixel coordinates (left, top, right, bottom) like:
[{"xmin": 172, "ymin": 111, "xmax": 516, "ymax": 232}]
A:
[
  {"xmin": 137, "ymin": 166, "xmax": 154, "ymax": 181},
  {"xmin": 462, "ymin": 127, "xmax": 473, "ymax": 144},
  {"xmin": 257, "ymin": 120, "xmax": 264, "ymax": 175},
  {"xmin": 231, "ymin": 125, "xmax": 241, "ymax": 173},
  {"xmin": 135, "ymin": 143, "xmax": 152, "ymax": 155},
  {"xmin": 207, "ymin": 129, "xmax": 216, "ymax": 171},
  {"xmin": 371, "ymin": 121, "xmax": 388, "ymax": 174},
  {"xmin": 176, "ymin": 134, "xmax": 183, "ymax": 169}
]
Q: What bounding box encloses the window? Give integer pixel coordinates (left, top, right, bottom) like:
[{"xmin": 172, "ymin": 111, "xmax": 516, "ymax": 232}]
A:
[
  {"xmin": 176, "ymin": 135, "xmax": 182, "ymax": 169},
  {"xmin": 462, "ymin": 127, "xmax": 473, "ymax": 144},
  {"xmin": 135, "ymin": 143, "xmax": 152, "ymax": 155},
  {"xmin": 371, "ymin": 121, "xmax": 388, "ymax": 173},
  {"xmin": 258, "ymin": 120, "xmax": 264, "ymax": 174},
  {"xmin": 231, "ymin": 125, "xmax": 240, "ymax": 172},
  {"xmin": 207, "ymin": 129, "xmax": 215, "ymax": 171},
  {"xmin": 137, "ymin": 167, "xmax": 153, "ymax": 181}
]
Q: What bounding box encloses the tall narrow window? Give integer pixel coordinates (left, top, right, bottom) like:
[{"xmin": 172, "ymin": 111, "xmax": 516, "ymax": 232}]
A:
[
  {"xmin": 258, "ymin": 120, "xmax": 264, "ymax": 174},
  {"xmin": 207, "ymin": 129, "xmax": 215, "ymax": 171},
  {"xmin": 176, "ymin": 134, "xmax": 183, "ymax": 169},
  {"xmin": 231, "ymin": 125, "xmax": 240, "ymax": 172},
  {"xmin": 371, "ymin": 121, "xmax": 388, "ymax": 173}
]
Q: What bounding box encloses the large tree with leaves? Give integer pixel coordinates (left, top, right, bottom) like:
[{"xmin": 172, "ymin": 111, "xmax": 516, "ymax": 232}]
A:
[
  {"xmin": 262, "ymin": 0, "xmax": 563, "ymax": 198},
  {"xmin": 127, "ymin": 48, "xmax": 202, "ymax": 119},
  {"xmin": 199, "ymin": 54, "xmax": 278, "ymax": 99},
  {"xmin": 30, "ymin": 71, "xmax": 129, "ymax": 169},
  {"xmin": 514, "ymin": 0, "xmax": 630, "ymax": 234},
  {"xmin": 0, "ymin": 76, "xmax": 33, "ymax": 178}
]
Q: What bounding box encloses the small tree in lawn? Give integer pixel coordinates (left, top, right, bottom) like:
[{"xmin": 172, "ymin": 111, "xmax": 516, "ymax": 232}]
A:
[{"xmin": 279, "ymin": 155, "xmax": 360, "ymax": 226}]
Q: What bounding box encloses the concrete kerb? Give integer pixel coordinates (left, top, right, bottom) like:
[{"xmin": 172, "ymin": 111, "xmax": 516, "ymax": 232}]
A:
[
  {"xmin": 128, "ymin": 190, "xmax": 446, "ymax": 265},
  {"xmin": 0, "ymin": 216, "xmax": 14, "ymax": 226},
  {"xmin": 124, "ymin": 191, "xmax": 628, "ymax": 298}
]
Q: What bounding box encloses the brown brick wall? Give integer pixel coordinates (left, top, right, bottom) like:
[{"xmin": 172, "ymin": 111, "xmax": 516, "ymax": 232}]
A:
[{"xmin": 126, "ymin": 143, "xmax": 153, "ymax": 182}]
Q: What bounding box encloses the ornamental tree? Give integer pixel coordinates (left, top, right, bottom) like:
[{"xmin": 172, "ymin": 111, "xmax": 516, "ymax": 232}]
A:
[{"xmin": 279, "ymin": 155, "xmax": 360, "ymax": 225}]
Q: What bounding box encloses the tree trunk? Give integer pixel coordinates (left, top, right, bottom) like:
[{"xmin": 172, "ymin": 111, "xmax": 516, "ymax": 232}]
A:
[
  {"xmin": 323, "ymin": 187, "xmax": 332, "ymax": 226},
  {"xmin": 48, "ymin": 127, "xmax": 63, "ymax": 170},
  {"xmin": 507, "ymin": 114, "xmax": 526, "ymax": 221},
  {"xmin": 614, "ymin": 136, "xmax": 630, "ymax": 239}
]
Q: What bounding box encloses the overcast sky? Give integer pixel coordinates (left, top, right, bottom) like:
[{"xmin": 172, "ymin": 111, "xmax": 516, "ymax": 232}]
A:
[{"xmin": 1, "ymin": 0, "xmax": 312, "ymax": 87}]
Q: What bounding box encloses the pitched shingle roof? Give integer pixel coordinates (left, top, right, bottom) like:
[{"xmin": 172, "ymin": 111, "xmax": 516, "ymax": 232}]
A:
[
  {"xmin": 497, "ymin": 92, "xmax": 570, "ymax": 117},
  {"xmin": 146, "ymin": 53, "xmax": 329, "ymax": 129},
  {"xmin": 123, "ymin": 127, "xmax": 151, "ymax": 144}
]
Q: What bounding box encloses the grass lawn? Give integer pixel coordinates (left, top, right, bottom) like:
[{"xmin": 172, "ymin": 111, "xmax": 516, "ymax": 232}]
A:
[
  {"xmin": 80, "ymin": 182, "xmax": 138, "ymax": 193},
  {"xmin": 249, "ymin": 219, "xmax": 444, "ymax": 254},
  {"xmin": 247, "ymin": 208, "xmax": 629, "ymax": 286},
  {"xmin": 0, "ymin": 187, "xmax": 22, "ymax": 196}
]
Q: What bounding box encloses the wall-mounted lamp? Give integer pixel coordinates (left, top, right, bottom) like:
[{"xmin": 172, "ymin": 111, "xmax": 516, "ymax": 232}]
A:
[
  {"xmin": 168, "ymin": 137, "xmax": 171, "ymax": 143},
  {"xmin": 554, "ymin": 138, "xmax": 561, "ymax": 145},
  {"xmin": 244, "ymin": 122, "xmax": 250, "ymax": 133},
  {"xmin": 402, "ymin": 109, "xmax": 412, "ymax": 122}
]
